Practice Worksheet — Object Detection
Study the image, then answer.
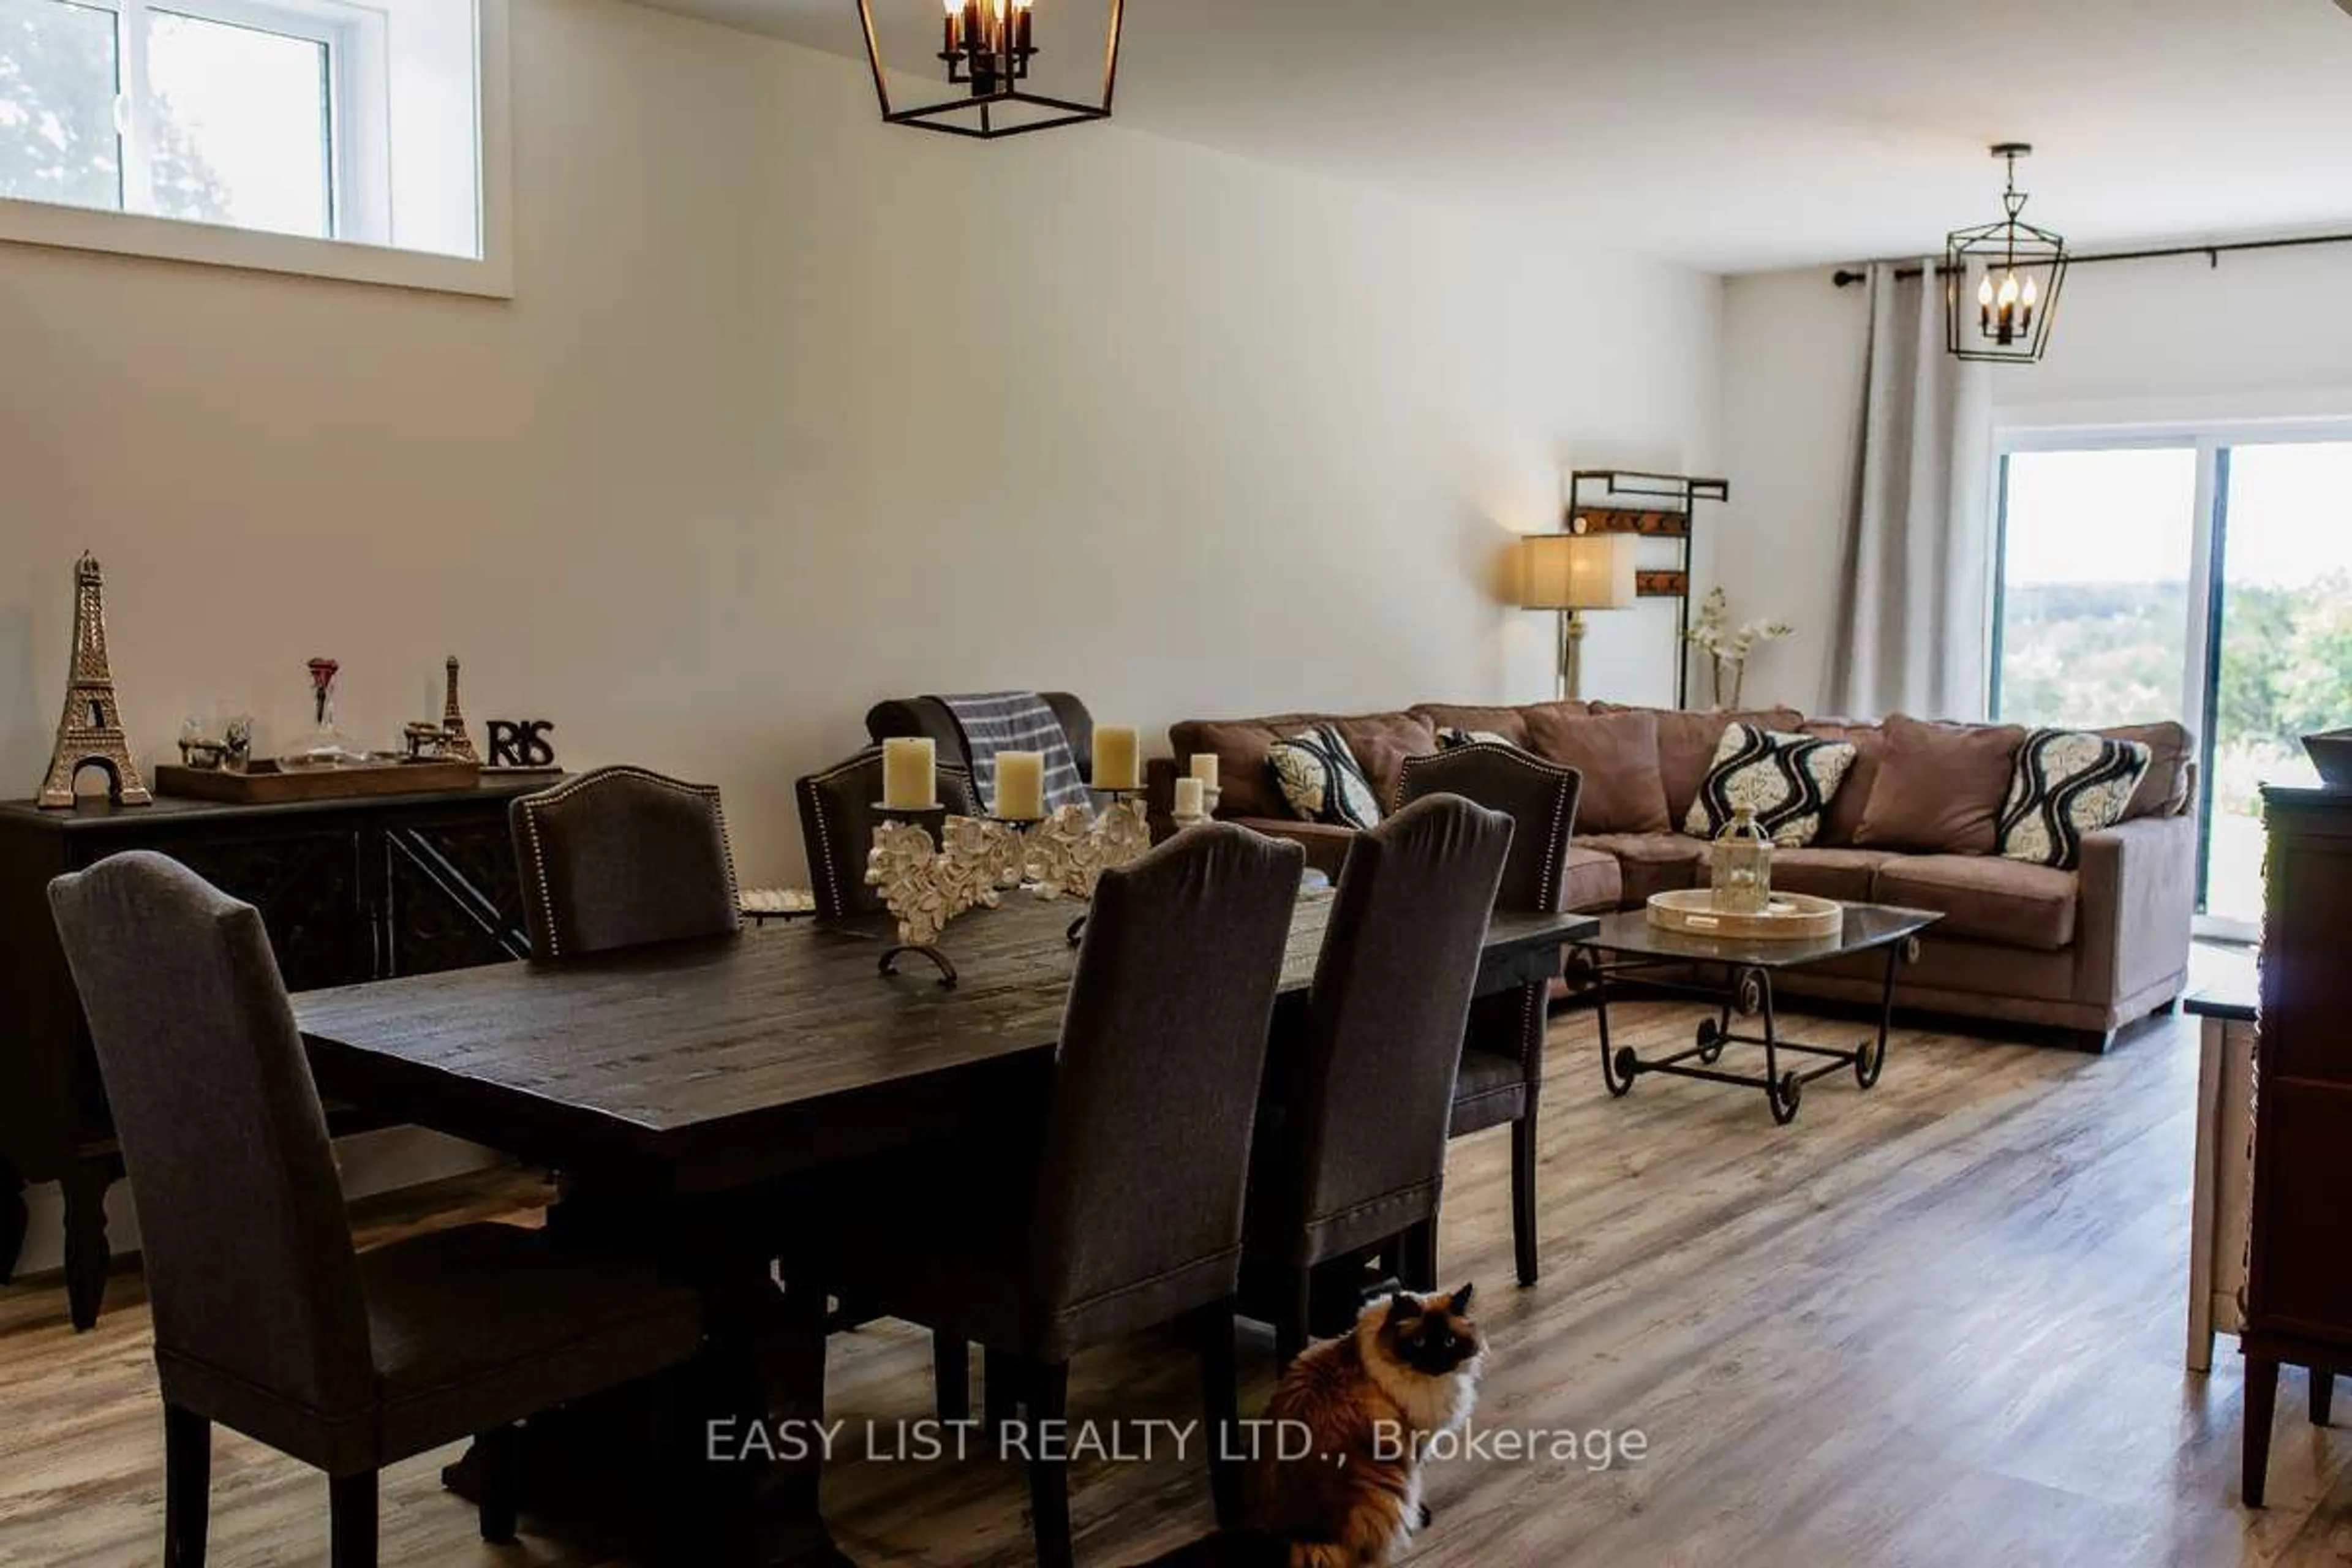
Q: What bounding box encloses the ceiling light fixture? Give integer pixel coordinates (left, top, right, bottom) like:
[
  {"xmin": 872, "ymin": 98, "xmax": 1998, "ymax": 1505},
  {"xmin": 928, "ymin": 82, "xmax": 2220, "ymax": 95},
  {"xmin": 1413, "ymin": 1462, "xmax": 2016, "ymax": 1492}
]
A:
[
  {"xmin": 855, "ymin": 0, "xmax": 1124, "ymax": 139},
  {"xmin": 1944, "ymin": 143, "xmax": 2068, "ymax": 365}
]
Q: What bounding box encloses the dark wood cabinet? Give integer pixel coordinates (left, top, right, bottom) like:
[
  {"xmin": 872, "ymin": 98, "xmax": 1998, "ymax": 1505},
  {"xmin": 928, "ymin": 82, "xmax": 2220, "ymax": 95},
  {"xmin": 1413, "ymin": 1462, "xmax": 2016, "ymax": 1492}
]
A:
[
  {"xmin": 2242, "ymin": 785, "xmax": 2352, "ymax": 1502},
  {"xmin": 0, "ymin": 782, "xmax": 546, "ymax": 1328}
]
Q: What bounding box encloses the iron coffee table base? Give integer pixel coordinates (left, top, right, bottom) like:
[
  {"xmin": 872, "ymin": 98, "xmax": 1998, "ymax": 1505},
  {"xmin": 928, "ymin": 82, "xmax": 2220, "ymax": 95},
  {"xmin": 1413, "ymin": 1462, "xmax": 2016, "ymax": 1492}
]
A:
[{"xmin": 1583, "ymin": 939, "xmax": 1920, "ymax": 1125}]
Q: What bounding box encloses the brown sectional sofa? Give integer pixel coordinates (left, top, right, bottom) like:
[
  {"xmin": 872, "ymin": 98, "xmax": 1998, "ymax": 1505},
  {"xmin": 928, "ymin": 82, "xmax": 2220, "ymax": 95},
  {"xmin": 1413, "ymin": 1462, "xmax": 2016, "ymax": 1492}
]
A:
[{"xmin": 1150, "ymin": 700, "xmax": 2198, "ymax": 1046}]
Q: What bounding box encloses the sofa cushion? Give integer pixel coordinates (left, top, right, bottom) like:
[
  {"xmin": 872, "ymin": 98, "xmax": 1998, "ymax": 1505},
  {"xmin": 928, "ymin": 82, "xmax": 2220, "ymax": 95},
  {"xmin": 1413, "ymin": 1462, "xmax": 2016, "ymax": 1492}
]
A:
[
  {"xmin": 1412, "ymin": 703, "xmax": 1548, "ymax": 749},
  {"xmin": 1523, "ymin": 709, "xmax": 1672, "ymax": 834},
  {"xmin": 1698, "ymin": 845, "xmax": 1894, "ymax": 903},
  {"xmin": 1268, "ymin": 725, "xmax": 1384, "ymax": 830},
  {"xmin": 1684, "ymin": 724, "xmax": 1859, "ymax": 847},
  {"xmin": 1850, "ymin": 714, "xmax": 2026, "ymax": 856},
  {"xmin": 1874, "ymin": 854, "xmax": 2078, "ymax": 951},
  {"xmin": 1801, "ymin": 718, "xmax": 1884, "ymax": 846},
  {"xmin": 1327, "ymin": 712, "xmax": 1441, "ymax": 807},
  {"xmin": 2102, "ymin": 720, "xmax": 2193, "ymax": 821},
  {"xmin": 1574, "ymin": 832, "xmax": 1705, "ymax": 905},
  {"xmin": 1593, "ymin": 704, "xmax": 1805, "ymax": 822},
  {"xmin": 1996, "ymin": 729, "xmax": 2153, "ymax": 869},
  {"xmin": 1561, "ymin": 845, "xmax": 1624, "ymax": 914}
]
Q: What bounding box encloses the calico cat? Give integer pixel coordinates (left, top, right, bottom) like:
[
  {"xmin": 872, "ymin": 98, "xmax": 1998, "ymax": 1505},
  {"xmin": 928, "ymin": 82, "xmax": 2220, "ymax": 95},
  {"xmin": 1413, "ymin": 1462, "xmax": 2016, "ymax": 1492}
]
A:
[
  {"xmin": 1128, "ymin": 1286, "xmax": 1485, "ymax": 1568},
  {"xmin": 1258, "ymin": 1283, "xmax": 1484, "ymax": 1566}
]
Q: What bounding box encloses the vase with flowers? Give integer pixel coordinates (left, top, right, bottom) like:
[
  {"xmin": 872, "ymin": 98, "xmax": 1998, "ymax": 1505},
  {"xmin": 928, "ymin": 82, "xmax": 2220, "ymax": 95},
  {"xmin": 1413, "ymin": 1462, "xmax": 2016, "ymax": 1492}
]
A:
[{"xmin": 1684, "ymin": 588, "xmax": 1793, "ymax": 710}]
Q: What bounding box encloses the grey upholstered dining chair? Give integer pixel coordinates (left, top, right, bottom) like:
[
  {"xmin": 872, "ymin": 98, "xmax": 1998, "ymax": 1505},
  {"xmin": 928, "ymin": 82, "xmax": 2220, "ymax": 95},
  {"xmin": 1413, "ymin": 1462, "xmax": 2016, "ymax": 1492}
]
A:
[
  {"xmin": 1395, "ymin": 742, "xmax": 1583, "ymax": 1287},
  {"xmin": 47, "ymin": 851, "xmax": 704, "ymax": 1568},
  {"xmin": 1242, "ymin": 793, "xmax": 1513, "ymax": 1363},
  {"xmin": 783, "ymin": 824, "xmax": 1305, "ymax": 1568},
  {"xmin": 511, "ymin": 765, "xmax": 741, "ymax": 960},
  {"xmin": 794, "ymin": 746, "xmax": 981, "ymax": 921}
]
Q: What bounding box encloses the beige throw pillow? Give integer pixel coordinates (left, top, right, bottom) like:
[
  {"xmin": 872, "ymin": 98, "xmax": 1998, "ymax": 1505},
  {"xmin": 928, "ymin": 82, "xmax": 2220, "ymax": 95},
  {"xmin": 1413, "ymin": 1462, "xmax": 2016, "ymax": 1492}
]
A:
[{"xmin": 1521, "ymin": 708, "xmax": 1672, "ymax": 835}]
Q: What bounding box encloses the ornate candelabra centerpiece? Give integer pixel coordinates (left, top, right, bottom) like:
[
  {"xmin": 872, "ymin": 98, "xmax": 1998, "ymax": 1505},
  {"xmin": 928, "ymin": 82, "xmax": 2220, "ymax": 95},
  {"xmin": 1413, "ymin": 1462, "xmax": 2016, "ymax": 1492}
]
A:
[{"xmin": 863, "ymin": 735, "xmax": 1154, "ymax": 986}]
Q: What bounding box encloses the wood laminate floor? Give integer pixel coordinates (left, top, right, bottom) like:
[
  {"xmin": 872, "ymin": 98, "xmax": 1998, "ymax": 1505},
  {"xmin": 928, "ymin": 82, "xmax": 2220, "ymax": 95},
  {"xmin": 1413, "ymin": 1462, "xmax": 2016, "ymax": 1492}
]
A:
[{"xmin": 1, "ymin": 999, "xmax": 2339, "ymax": 1567}]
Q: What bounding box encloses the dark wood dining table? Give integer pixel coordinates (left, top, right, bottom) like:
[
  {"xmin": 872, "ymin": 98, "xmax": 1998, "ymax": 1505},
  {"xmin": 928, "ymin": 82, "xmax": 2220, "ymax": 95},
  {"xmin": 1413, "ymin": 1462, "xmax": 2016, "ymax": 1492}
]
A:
[{"xmin": 294, "ymin": 889, "xmax": 1597, "ymax": 1564}]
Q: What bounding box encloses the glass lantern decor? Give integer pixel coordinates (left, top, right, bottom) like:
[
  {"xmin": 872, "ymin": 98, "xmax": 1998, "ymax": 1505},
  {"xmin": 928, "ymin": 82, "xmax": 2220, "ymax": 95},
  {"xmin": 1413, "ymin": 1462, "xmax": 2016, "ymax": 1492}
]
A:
[{"xmin": 1710, "ymin": 805, "xmax": 1774, "ymax": 915}]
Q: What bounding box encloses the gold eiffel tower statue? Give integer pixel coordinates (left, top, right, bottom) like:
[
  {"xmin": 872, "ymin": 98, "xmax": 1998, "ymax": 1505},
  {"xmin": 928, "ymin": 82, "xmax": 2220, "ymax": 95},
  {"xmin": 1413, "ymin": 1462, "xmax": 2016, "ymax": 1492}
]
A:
[
  {"xmin": 38, "ymin": 554, "xmax": 153, "ymax": 809},
  {"xmin": 439, "ymin": 656, "xmax": 480, "ymax": 764}
]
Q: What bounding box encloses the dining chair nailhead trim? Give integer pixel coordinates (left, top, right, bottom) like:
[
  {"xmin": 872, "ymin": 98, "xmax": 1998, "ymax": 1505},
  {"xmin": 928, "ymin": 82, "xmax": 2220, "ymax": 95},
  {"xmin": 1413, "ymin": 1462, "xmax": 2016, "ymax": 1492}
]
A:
[
  {"xmin": 1398, "ymin": 743, "xmax": 1578, "ymax": 913},
  {"xmin": 516, "ymin": 766, "xmax": 737, "ymax": 961}
]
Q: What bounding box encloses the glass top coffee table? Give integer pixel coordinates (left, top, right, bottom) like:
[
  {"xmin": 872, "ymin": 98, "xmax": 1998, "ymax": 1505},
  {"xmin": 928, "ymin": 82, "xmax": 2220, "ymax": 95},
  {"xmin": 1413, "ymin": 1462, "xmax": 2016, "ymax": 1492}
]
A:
[{"xmin": 1570, "ymin": 902, "xmax": 1943, "ymax": 1125}]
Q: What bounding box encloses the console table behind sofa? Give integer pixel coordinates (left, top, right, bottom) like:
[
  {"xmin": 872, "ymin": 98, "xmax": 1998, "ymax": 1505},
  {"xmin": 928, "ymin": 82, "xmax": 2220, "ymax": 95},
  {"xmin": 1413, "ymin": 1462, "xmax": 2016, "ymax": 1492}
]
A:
[{"xmin": 0, "ymin": 781, "xmax": 546, "ymax": 1328}]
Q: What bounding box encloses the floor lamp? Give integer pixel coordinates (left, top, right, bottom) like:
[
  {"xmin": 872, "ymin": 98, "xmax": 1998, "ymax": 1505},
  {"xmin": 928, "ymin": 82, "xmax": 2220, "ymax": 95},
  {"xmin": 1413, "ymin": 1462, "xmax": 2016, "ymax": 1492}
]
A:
[{"xmin": 1519, "ymin": 530, "xmax": 1638, "ymax": 701}]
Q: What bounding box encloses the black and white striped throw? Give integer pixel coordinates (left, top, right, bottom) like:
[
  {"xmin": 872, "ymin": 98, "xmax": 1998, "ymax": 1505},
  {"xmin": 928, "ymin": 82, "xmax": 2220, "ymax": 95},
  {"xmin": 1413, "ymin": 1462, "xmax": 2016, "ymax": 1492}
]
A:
[{"xmin": 938, "ymin": 692, "xmax": 1092, "ymax": 815}]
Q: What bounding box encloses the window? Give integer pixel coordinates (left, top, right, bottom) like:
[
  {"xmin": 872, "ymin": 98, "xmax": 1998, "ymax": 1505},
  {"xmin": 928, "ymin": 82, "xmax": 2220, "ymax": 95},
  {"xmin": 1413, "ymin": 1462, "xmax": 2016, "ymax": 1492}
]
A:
[
  {"xmin": 1992, "ymin": 425, "xmax": 2352, "ymax": 937},
  {"xmin": 0, "ymin": 0, "xmax": 503, "ymax": 293}
]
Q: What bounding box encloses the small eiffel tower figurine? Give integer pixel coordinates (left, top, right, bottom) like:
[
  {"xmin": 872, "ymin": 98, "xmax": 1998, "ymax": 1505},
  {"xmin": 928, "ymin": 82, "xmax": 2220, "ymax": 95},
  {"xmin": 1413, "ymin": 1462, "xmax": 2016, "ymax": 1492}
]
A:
[
  {"xmin": 38, "ymin": 554, "xmax": 153, "ymax": 809},
  {"xmin": 438, "ymin": 655, "xmax": 480, "ymax": 764}
]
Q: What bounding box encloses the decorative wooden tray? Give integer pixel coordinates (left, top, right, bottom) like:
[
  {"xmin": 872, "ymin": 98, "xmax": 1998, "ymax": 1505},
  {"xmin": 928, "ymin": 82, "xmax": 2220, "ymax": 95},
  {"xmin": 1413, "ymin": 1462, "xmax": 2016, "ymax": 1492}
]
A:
[
  {"xmin": 1646, "ymin": 889, "xmax": 1844, "ymax": 940},
  {"xmin": 156, "ymin": 758, "xmax": 483, "ymax": 805}
]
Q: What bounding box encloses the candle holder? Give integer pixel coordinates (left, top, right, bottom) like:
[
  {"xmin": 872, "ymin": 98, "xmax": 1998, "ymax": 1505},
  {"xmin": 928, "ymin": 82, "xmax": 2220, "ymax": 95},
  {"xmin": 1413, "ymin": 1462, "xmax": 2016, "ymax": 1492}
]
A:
[
  {"xmin": 1171, "ymin": 783, "xmax": 1221, "ymax": 831},
  {"xmin": 865, "ymin": 791, "xmax": 1155, "ymax": 982},
  {"xmin": 1032, "ymin": 788, "xmax": 1151, "ymax": 946},
  {"xmin": 866, "ymin": 804, "xmax": 1018, "ymax": 987}
]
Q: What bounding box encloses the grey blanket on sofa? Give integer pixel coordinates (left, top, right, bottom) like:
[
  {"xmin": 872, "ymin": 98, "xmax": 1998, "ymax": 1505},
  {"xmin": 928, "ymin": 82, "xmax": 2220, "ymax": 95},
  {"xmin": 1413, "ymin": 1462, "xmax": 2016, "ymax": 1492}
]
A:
[{"xmin": 938, "ymin": 691, "xmax": 1092, "ymax": 815}]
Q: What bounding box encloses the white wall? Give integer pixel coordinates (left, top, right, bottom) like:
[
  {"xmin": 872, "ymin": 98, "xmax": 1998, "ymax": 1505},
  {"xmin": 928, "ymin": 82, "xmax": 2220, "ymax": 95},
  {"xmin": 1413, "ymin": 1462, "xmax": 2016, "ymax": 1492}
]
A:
[
  {"xmin": 1994, "ymin": 243, "xmax": 2352, "ymax": 428},
  {"xmin": 1711, "ymin": 267, "xmax": 1869, "ymax": 712},
  {"xmin": 1714, "ymin": 243, "xmax": 2352, "ymax": 713},
  {"xmin": 0, "ymin": 0, "xmax": 1721, "ymax": 891},
  {"xmin": 0, "ymin": 0, "xmax": 1721, "ymax": 1273}
]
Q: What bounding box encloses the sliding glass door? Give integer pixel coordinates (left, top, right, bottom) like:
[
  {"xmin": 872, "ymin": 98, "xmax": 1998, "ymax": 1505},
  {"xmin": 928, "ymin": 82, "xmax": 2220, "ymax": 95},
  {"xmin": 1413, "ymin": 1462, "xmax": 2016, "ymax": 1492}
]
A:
[
  {"xmin": 2206, "ymin": 442, "xmax": 2352, "ymax": 926},
  {"xmin": 1992, "ymin": 446, "xmax": 2200, "ymax": 731},
  {"xmin": 1992, "ymin": 428, "xmax": 2352, "ymax": 937}
]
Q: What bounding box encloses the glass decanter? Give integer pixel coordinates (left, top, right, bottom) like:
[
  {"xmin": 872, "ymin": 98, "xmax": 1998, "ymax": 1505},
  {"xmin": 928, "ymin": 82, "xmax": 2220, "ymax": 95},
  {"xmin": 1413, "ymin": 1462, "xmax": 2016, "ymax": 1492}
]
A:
[
  {"xmin": 279, "ymin": 657, "xmax": 371, "ymax": 771},
  {"xmin": 1710, "ymin": 804, "xmax": 1774, "ymax": 915}
]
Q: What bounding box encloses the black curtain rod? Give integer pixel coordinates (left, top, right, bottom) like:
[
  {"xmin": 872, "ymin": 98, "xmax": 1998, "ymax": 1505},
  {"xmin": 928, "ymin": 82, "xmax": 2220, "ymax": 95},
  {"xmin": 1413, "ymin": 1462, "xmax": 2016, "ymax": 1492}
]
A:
[{"xmin": 1830, "ymin": 229, "xmax": 2352, "ymax": 287}]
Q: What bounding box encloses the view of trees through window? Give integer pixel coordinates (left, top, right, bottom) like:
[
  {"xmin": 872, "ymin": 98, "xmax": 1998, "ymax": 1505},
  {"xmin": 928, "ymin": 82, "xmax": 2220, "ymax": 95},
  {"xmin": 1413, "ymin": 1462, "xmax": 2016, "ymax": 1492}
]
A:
[
  {"xmin": 1, "ymin": 0, "xmax": 314, "ymax": 233},
  {"xmin": 1996, "ymin": 440, "xmax": 2352, "ymax": 927}
]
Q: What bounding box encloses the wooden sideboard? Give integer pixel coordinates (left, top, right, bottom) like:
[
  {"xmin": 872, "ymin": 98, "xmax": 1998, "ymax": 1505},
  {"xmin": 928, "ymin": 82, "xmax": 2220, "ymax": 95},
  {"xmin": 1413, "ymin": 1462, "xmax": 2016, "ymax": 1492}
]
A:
[
  {"xmin": 2242, "ymin": 785, "xmax": 2352, "ymax": 1504},
  {"xmin": 0, "ymin": 781, "xmax": 546, "ymax": 1328}
]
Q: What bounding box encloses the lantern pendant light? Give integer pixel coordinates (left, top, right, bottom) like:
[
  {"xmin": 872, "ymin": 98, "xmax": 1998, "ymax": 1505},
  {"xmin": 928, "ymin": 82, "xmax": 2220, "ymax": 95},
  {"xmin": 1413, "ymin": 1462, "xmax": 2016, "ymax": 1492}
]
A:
[
  {"xmin": 1944, "ymin": 143, "xmax": 2068, "ymax": 365},
  {"xmin": 856, "ymin": 0, "xmax": 1125, "ymax": 139}
]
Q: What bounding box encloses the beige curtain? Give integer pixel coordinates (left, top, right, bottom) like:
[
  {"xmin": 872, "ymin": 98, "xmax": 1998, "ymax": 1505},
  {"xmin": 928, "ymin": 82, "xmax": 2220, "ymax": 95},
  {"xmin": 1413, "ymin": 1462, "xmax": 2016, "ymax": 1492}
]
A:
[{"xmin": 1828, "ymin": 260, "xmax": 1994, "ymax": 720}]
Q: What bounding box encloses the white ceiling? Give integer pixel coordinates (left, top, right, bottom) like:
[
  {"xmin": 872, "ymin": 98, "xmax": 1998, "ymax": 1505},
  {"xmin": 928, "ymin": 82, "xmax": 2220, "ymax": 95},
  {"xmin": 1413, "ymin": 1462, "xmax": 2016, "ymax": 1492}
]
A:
[{"xmin": 652, "ymin": 0, "xmax": 2352, "ymax": 274}]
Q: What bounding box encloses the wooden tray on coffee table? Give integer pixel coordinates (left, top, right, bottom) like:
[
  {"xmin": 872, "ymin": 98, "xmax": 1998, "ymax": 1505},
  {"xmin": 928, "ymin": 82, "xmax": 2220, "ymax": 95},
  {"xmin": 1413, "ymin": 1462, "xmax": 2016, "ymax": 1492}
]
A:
[{"xmin": 1646, "ymin": 888, "xmax": 1844, "ymax": 941}]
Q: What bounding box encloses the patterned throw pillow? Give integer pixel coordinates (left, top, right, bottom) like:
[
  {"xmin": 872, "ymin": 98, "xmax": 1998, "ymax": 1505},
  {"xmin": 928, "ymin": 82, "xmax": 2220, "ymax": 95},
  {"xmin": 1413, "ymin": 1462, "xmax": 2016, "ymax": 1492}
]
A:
[
  {"xmin": 1268, "ymin": 725, "xmax": 1384, "ymax": 831},
  {"xmin": 1684, "ymin": 723, "xmax": 1859, "ymax": 848},
  {"xmin": 1996, "ymin": 729, "xmax": 2152, "ymax": 869},
  {"xmin": 1437, "ymin": 726, "xmax": 1516, "ymax": 750}
]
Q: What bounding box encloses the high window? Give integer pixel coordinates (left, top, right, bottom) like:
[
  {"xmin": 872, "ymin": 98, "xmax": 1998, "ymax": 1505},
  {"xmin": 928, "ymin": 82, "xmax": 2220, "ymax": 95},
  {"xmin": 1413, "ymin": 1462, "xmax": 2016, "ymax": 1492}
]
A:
[{"xmin": 0, "ymin": 0, "xmax": 503, "ymax": 292}]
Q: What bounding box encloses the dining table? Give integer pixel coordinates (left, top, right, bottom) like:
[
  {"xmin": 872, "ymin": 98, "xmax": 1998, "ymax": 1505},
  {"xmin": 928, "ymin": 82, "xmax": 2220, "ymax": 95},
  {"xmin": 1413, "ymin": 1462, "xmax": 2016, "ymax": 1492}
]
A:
[{"xmin": 293, "ymin": 886, "xmax": 1598, "ymax": 1564}]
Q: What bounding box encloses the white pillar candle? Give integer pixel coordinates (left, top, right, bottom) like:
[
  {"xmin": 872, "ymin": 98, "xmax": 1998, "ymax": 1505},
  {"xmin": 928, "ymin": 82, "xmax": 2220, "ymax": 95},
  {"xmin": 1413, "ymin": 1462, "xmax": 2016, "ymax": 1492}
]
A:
[
  {"xmin": 1188, "ymin": 753, "xmax": 1219, "ymax": 790},
  {"xmin": 881, "ymin": 737, "xmax": 937, "ymax": 810},
  {"xmin": 1173, "ymin": 776, "xmax": 1205, "ymax": 820},
  {"xmin": 996, "ymin": 750, "xmax": 1046, "ymax": 821},
  {"xmin": 1093, "ymin": 725, "xmax": 1140, "ymax": 791}
]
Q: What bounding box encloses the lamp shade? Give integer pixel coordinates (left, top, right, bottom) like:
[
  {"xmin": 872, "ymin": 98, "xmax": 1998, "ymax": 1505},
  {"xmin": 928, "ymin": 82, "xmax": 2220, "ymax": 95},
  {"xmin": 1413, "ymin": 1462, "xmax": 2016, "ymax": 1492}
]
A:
[{"xmin": 1519, "ymin": 533, "xmax": 1637, "ymax": 611}]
